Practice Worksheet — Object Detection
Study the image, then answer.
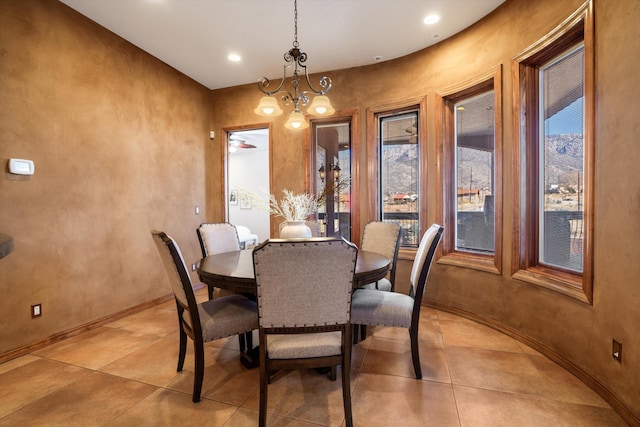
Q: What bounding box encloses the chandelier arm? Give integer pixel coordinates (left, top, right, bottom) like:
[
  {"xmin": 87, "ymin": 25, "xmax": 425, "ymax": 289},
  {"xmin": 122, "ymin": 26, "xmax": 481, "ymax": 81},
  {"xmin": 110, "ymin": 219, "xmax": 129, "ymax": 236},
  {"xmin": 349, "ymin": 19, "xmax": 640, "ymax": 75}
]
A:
[
  {"xmin": 257, "ymin": 60, "xmax": 294, "ymax": 96},
  {"xmin": 301, "ymin": 63, "xmax": 332, "ymax": 95},
  {"xmin": 282, "ymin": 91, "xmax": 302, "ymax": 109},
  {"xmin": 296, "ymin": 90, "xmax": 316, "ymax": 104}
]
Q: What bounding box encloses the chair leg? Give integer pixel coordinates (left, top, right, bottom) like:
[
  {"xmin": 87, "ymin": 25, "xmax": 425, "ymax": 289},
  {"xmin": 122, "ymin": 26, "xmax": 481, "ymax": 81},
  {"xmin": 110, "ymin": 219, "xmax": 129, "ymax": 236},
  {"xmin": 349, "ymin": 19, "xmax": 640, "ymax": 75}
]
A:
[
  {"xmin": 177, "ymin": 327, "xmax": 187, "ymax": 372},
  {"xmin": 238, "ymin": 334, "xmax": 246, "ymax": 353},
  {"xmin": 330, "ymin": 365, "xmax": 337, "ymax": 381},
  {"xmin": 246, "ymin": 330, "xmax": 253, "ymax": 349},
  {"xmin": 360, "ymin": 324, "xmax": 367, "ymax": 341},
  {"xmin": 352, "ymin": 324, "xmax": 359, "ymax": 345},
  {"xmin": 409, "ymin": 327, "xmax": 422, "ymax": 379},
  {"xmin": 343, "ymin": 328, "xmax": 353, "ymax": 427},
  {"xmin": 207, "ymin": 285, "xmax": 214, "ymax": 300},
  {"xmin": 259, "ymin": 352, "xmax": 268, "ymax": 426},
  {"xmin": 192, "ymin": 339, "xmax": 205, "ymax": 402},
  {"xmin": 342, "ymin": 367, "xmax": 353, "ymax": 427}
]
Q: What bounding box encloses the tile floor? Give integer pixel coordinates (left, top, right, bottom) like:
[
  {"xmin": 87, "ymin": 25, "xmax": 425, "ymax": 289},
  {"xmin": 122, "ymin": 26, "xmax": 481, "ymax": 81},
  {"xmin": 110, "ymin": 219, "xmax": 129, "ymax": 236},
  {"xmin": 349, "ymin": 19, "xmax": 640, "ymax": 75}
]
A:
[{"xmin": 0, "ymin": 288, "xmax": 629, "ymax": 426}]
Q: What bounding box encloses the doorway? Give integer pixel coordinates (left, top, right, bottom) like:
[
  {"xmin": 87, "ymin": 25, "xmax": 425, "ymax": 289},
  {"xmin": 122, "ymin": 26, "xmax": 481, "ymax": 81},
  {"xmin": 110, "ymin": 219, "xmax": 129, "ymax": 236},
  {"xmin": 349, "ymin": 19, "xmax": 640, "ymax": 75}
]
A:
[{"xmin": 226, "ymin": 128, "xmax": 271, "ymax": 243}]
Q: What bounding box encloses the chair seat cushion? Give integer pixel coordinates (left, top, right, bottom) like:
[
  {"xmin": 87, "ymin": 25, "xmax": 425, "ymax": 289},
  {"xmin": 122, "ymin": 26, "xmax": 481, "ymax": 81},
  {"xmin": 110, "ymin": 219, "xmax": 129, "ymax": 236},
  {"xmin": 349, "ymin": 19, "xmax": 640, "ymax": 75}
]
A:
[
  {"xmin": 267, "ymin": 331, "xmax": 342, "ymax": 359},
  {"xmin": 359, "ymin": 278, "xmax": 392, "ymax": 291},
  {"xmin": 351, "ymin": 289, "xmax": 414, "ymax": 328},
  {"xmin": 196, "ymin": 295, "xmax": 258, "ymax": 342}
]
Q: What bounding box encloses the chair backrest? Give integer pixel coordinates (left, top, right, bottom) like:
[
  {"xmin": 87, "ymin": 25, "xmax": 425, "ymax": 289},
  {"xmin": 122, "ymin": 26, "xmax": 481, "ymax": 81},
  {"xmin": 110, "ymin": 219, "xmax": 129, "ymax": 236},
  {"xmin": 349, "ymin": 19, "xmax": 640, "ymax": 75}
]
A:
[
  {"xmin": 151, "ymin": 230, "xmax": 201, "ymax": 332},
  {"xmin": 409, "ymin": 224, "xmax": 444, "ymax": 303},
  {"xmin": 197, "ymin": 223, "xmax": 241, "ymax": 257},
  {"xmin": 253, "ymin": 238, "xmax": 357, "ymax": 327},
  {"xmin": 360, "ymin": 221, "xmax": 402, "ymax": 285}
]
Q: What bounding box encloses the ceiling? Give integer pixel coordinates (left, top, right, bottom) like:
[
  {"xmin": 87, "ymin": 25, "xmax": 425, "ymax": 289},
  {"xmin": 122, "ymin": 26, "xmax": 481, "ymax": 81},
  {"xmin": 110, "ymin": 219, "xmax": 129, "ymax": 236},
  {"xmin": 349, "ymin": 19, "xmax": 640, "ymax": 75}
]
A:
[{"xmin": 59, "ymin": 0, "xmax": 505, "ymax": 91}]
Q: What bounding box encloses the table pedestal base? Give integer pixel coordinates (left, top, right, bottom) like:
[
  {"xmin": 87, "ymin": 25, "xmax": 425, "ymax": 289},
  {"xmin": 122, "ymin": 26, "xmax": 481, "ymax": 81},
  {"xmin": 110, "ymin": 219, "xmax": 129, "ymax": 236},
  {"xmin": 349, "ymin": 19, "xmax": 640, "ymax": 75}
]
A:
[{"xmin": 240, "ymin": 346, "xmax": 260, "ymax": 369}]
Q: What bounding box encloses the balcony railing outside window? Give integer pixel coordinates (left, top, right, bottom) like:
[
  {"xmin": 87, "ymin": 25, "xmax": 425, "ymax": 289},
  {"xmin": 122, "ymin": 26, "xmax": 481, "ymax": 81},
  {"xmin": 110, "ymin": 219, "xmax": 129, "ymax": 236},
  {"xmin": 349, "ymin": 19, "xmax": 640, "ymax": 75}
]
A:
[{"xmin": 380, "ymin": 111, "xmax": 420, "ymax": 248}]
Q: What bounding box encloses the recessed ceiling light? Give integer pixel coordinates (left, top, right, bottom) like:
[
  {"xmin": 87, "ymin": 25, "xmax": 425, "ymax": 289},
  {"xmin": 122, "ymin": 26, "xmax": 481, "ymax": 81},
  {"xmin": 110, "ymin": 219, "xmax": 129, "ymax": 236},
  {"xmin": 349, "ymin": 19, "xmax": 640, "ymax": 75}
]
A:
[
  {"xmin": 423, "ymin": 14, "xmax": 440, "ymax": 25},
  {"xmin": 228, "ymin": 54, "xmax": 241, "ymax": 62},
  {"xmin": 373, "ymin": 55, "xmax": 384, "ymax": 62}
]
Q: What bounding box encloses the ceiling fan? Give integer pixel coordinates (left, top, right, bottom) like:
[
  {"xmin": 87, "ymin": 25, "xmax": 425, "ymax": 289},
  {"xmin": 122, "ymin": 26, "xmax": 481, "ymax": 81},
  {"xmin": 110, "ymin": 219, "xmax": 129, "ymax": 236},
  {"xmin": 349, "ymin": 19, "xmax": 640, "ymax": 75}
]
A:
[{"xmin": 229, "ymin": 137, "xmax": 256, "ymax": 150}]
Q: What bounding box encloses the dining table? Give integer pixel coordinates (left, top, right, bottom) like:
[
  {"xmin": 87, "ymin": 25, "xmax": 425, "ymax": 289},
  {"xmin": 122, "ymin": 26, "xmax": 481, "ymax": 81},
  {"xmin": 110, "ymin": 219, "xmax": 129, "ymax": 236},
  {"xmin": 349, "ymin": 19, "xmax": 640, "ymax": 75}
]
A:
[
  {"xmin": 196, "ymin": 244, "xmax": 391, "ymax": 368},
  {"xmin": 197, "ymin": 247, "xmax": 390, "ymax": 296}
]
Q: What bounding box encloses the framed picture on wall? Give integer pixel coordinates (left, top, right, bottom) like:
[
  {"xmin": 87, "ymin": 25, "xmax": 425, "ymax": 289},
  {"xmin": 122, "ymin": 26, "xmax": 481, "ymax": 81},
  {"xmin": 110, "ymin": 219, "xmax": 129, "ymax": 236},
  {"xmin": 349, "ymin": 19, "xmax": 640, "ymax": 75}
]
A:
[
  {"xmin": 229, "ymin": 189, "xmax": 238, "ymax": 205},
  {"xmin": 240, "ymin": 194, "xmax": 251, "ymax": 209}
]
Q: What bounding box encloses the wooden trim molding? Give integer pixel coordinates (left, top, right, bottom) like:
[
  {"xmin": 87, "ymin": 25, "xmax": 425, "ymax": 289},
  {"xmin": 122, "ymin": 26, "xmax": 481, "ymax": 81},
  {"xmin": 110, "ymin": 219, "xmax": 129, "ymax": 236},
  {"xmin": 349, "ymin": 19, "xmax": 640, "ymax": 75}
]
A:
[
  {"xmin": 436, "ymin": 66, "xmax": 503, "ymax": 275},
  {"xmin": 424, "ymin": 300, "xmax": 640, "ymax": 427},
  {"xmin": 309, "ymin": 110, "xmax": 361, "ymax": 243},
  {"xmin": 0, "ymin": 293, "xmax": 174, "ymax": 364},
  {"xmin": 221, "ymin": 122, "xmax": 273, "ymax": 227},
  {"xmin": 510, "ymin": 1, "xmax": 594, "ymax": 304},
  {"xmin": 365, "ymin": 96, "xmax": 428, "ymax": 245}
]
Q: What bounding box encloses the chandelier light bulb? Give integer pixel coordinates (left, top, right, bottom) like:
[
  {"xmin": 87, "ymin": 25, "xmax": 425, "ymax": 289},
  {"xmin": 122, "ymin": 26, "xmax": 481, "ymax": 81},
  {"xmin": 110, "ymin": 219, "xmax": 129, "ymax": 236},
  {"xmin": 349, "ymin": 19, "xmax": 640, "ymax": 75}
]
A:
[
  {"xmin": 307, "ymin": 95, "xmax": 335, "ymax": 116},
  {"xmin": 284, "ymin": 110, "xmax": 309, "ymax": 130},
  {"xmin": 254, "ymin": 96, "xmax": 283, "ymax": 116}
]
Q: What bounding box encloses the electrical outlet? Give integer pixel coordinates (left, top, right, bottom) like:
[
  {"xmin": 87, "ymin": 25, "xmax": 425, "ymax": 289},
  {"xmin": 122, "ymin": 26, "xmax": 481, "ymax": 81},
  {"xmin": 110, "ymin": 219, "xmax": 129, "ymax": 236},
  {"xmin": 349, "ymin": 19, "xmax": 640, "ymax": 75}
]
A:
[
  {"xmin": 31, "ymin": 304, "xmax": 42, "ymax": 318},
  {"xmin": 612, "ymin": 339, "xmax": 622, "ymax": 363},
  {"xmin": 192, "ymin": 263, "xmax": 197, "ymax": 272},
  {"xmin": 195, "ymin": 205, "xmax": 200, "ymax": 215}
]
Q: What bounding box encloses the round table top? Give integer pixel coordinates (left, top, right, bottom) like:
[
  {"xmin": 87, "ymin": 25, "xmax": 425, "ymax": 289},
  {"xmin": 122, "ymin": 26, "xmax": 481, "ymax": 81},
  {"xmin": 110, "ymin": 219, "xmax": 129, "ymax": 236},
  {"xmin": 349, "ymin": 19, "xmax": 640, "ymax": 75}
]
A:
[{"xmin": 197, "ymin": 248, "xmax": 390, "ymax": 295}]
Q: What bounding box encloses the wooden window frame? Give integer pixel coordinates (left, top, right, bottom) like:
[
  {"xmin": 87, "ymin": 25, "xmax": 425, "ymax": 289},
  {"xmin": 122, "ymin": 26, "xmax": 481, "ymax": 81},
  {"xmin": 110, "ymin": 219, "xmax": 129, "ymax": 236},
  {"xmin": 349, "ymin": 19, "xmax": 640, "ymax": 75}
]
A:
[
  {"xmin": 366, "ymin": 97, "xmax": 427, "ymax": 258},
  {"xmin": 436, "ymin": 67, "xmax": 503, "ymax": 275},
  {"xmin": 511, "ymin": 1, "xmax": 594, "ymax": 303},
  {"xmin": 307, "ymin": 110, "xmax": 361, "ymax": 244}
]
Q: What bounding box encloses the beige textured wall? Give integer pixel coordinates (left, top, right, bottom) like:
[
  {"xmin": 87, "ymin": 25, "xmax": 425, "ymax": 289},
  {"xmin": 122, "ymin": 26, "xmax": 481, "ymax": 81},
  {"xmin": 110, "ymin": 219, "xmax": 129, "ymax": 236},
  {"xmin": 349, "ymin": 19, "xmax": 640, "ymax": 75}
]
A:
[
  {"xmin": 0, "ymin": 1, "xmax": 210, "ymax": 353},
  {"xmin": 1, "ymin": 0, "xmax": 638, "ymax": 422},
  {"xmin": 209, "ymin": 0, "xmax": 640, "ymax": 421}
]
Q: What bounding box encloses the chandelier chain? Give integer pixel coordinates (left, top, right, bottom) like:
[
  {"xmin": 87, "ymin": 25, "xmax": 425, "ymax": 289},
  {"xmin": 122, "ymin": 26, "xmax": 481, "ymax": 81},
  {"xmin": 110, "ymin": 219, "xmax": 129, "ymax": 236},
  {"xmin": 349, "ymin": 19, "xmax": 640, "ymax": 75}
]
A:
[{"xmin": 293, "ymin": 0, "xmax": 298, "ymax": 48}]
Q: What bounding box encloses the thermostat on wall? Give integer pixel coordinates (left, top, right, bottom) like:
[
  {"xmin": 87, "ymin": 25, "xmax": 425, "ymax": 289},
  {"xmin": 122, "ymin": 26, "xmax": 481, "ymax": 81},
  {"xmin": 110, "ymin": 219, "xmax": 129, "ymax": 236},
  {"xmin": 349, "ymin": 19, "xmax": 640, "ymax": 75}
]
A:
[{"xmin": 8, "ymin": 158, "xmax": 35, "ymax": 175}]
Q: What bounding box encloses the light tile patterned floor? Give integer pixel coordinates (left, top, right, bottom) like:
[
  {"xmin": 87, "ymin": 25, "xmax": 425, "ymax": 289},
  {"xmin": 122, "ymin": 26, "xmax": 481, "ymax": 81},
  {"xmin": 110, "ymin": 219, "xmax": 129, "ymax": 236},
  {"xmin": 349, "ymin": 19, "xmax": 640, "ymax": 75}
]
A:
[{"xmin": 0, "ymin": 288, "xmax": 628, "ymax": 426}]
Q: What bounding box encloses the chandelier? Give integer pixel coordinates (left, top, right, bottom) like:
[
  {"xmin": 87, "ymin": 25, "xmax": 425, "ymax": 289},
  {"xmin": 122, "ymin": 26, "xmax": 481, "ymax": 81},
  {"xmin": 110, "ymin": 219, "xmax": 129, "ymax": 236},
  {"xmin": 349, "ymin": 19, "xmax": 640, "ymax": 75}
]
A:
[{"xmin": 254, "ymin": 0, "xmax": 335, "ymax": 130}]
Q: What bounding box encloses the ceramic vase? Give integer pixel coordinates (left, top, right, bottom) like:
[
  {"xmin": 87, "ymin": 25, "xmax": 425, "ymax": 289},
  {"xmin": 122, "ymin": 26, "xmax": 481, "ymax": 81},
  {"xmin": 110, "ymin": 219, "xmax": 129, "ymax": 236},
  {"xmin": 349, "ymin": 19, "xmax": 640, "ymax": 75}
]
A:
[{"xmin": 280, "ymin": 220, "xmax": 312, "ymax": 239}]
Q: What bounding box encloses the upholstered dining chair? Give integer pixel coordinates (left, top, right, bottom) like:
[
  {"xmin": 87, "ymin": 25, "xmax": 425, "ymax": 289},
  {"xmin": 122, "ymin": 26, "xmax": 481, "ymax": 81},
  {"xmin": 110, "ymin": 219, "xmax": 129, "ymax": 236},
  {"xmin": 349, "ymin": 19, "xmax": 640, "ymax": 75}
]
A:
[
  {"xmin": 252, "ymin": 238, "xmax": 357, "ymax": 427},
  {"xmin": 359, "ymin": 220, "xmax": 402, "ymax": 292},
  {"xmin": 350, "ymin": 224, "xmax": 444, "ymax": 379},
  {"xmin": 196, "ymin": 222, "xmax": 253, "ymax": 352},
  {"xmin": 197, "ymin": 222, "xmax": 241, "ymax": 257},
  {"xmin": 197, "ymin": 223, "xmax": 241, "ymax": 299},
  {"xmin": 353, "ymin": 221, "xmax": 402, "ymax": 343},
  {"xmin": 151, "ymin": 230, "xmax": 258, "ymax": 402}
]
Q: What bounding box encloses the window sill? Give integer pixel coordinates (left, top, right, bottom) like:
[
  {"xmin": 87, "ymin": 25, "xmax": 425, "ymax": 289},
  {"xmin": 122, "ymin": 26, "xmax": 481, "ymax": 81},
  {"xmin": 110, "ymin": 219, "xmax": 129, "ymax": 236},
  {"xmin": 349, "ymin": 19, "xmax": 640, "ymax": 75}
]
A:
[
  {"xmin": 512, "ymin": 268, "xmax": 591, "ymax": 304},
  {"xmin": 439, "ymin": 251, "xmax": 501, "ymax": 275}
]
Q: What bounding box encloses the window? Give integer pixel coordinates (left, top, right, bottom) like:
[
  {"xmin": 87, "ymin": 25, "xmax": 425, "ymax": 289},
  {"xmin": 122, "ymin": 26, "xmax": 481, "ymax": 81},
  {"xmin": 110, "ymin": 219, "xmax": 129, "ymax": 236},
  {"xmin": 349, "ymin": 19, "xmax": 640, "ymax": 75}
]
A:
[
  {"xmin": 367, "ymin": 98, "xmax": 426, "ymax": 250},
  {"xmin": 310, "ymin": 112, "xmax": 361, "ymax": 243},
  {"xmin": 512, "ymin": 2, "xmax": 594, "ymax": 303},
  {"xmin": 380, "ymin": 111, "xmax": 420, "ymax": 247},
  {"xmin": 539, "ymin": 46, "xmax": 584, "ymax": 272},
  {"xmin": 438, "ymin": 69, "xmax": 503, "ymax": 274},
  {"xmin": 455, "ymin": 92, "xmax": 496, "ymax": 254},
  {"xmin": 313, "ymin": 121, "xmax": 352, "ymax": 241}
]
